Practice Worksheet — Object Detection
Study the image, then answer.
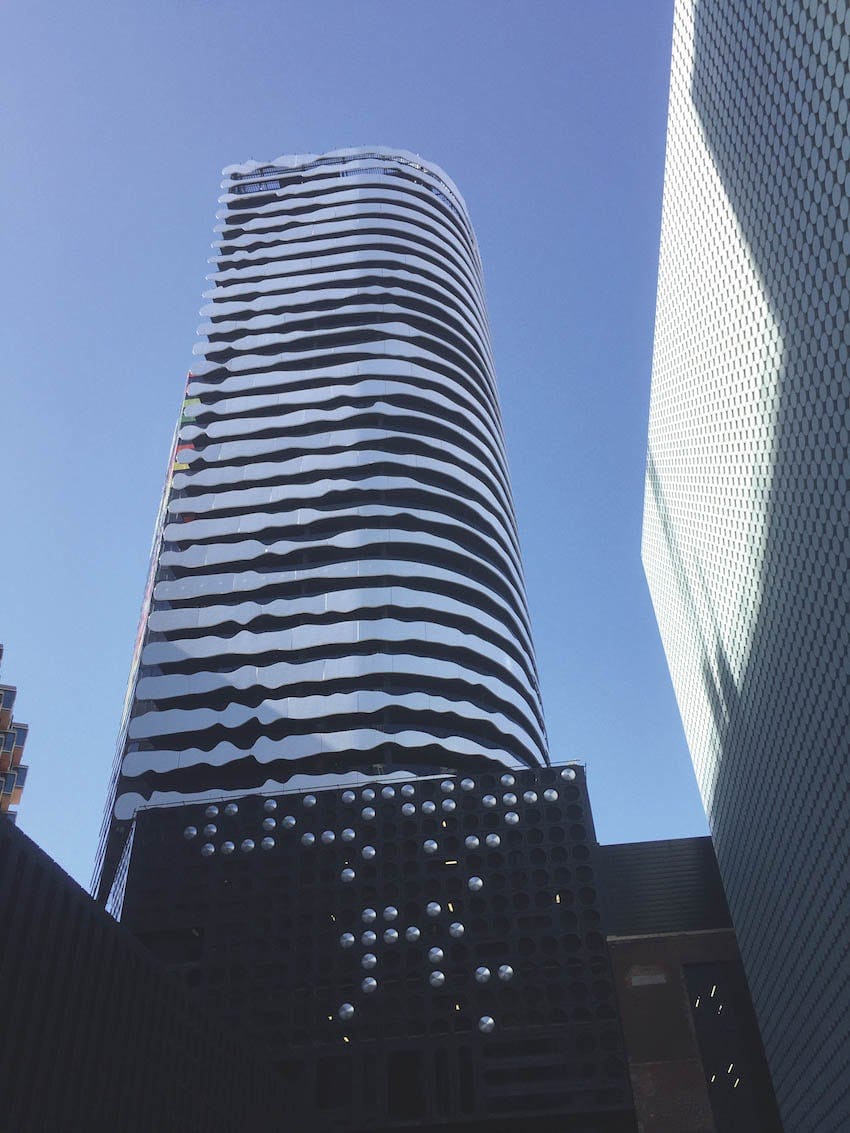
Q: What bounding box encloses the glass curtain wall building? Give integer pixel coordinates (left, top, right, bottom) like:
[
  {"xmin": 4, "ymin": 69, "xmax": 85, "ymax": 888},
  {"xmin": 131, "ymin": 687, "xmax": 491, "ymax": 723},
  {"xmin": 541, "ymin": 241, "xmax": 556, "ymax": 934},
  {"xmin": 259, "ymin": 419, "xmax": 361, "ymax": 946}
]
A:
[
  {"xmin": 96, "ymin": 148, "xmax": 547, "ymax": 906},
  {"xmin": 643, "ymin": 3, "xmax": 850, "ymax": 1130}
]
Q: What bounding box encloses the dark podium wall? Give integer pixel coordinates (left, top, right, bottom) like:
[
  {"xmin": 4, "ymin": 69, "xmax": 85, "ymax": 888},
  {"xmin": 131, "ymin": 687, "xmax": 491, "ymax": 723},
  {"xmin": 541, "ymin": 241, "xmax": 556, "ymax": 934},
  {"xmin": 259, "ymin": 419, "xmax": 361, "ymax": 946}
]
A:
[
  {"xmin": 0, "ymin": 820, "xmax": 283, "ymax": 1132},
  {"xmin": 121, "ymin": 765, "xmax": 637, "ymax": 1133}
]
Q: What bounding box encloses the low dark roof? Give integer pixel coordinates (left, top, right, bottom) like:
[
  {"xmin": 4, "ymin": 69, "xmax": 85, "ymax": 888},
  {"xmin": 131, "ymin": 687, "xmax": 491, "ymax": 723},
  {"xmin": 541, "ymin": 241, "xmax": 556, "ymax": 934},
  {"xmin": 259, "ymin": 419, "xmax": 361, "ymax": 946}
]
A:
[{"xmin": 598, "ymin": 836, "xmax": 732, "ymax": 937}]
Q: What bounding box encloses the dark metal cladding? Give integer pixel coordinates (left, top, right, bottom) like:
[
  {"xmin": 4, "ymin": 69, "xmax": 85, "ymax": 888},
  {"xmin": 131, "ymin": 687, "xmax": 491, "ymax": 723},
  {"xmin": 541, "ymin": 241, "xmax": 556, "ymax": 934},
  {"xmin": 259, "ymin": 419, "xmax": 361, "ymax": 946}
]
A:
[
  {"xmin": 597, "ymin": 837, "xmax": 732, "ymax": 937},
  {"xmin": 121, "ymin": 764, "xmax": 636, "ymax": 1132}
]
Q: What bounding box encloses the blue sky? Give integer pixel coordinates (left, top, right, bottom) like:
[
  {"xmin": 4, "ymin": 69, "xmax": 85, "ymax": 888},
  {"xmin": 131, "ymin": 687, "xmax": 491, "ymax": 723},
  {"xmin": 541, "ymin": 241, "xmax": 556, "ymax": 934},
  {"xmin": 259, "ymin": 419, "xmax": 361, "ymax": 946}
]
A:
[{"xmin": 1, "ymin": 0, "xmax": 706, "ymax": 888}]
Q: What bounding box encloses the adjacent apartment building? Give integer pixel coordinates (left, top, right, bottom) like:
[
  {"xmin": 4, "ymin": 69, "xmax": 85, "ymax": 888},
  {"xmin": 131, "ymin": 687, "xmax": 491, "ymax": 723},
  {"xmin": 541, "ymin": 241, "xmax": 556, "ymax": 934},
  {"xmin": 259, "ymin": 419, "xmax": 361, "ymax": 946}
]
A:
[
  {"xmin": 0, "ymin": 645, "xmax": 30, "ymax": 821},
  {"xmin": 643, "ymin": 2, "xmax": 850, "ymax": 1129}
]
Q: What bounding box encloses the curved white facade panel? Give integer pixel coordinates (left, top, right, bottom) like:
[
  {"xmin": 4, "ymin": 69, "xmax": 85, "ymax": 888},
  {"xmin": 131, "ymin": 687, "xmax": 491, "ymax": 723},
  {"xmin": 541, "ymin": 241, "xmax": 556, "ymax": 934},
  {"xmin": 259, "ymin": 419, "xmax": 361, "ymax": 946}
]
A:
[{"xmin": 96, "ymin": 148, "xmax": 547, "ymax": 901}]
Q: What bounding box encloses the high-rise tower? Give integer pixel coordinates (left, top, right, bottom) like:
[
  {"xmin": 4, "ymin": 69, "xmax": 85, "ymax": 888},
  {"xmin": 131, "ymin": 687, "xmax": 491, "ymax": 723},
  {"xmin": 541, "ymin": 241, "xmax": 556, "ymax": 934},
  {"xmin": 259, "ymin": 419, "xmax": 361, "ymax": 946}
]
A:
[
  {"xmin": 96, "ymin": 148, "xmax": 547, "ymax": 905},
  {"xmin": 91, "ymin": 151, "xmax": 638, "ymax": 1132},
  {"xmin": 643, "ymin": 3, "xmax": 850, "ymax": 1129}
]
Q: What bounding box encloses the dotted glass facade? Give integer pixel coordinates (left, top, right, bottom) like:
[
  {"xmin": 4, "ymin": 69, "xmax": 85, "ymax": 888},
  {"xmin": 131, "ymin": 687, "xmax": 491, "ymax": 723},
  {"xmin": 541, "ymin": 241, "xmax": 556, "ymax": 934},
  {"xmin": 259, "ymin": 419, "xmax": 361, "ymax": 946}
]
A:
[{"xmin": 643, "ymin": 3, "xmax": 850, "ymax": 1130}]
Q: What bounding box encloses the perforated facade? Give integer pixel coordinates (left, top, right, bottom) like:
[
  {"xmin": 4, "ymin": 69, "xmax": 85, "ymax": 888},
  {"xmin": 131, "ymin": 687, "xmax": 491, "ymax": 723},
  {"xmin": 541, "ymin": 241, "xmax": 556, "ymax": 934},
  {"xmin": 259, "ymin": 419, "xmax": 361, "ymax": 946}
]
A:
[
  {"xmin": 643, "ymin": 3, "xmax": 850, "ymax": 1129},
  {"xmin": 96, "ymin": 148, "xmax": 547, "ymax": 905},
  {"xmin": 121, "ymin": 764, "xmax": 635, "ymax": 1131}
]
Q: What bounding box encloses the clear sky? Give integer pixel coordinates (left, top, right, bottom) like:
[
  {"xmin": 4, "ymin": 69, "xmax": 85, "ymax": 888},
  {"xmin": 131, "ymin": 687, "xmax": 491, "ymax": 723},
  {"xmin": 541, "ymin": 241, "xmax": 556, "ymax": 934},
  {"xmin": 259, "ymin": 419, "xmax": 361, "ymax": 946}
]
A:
[{"xmin": 1, "ymin": 0, "xmax": 706, "ymax": 888}]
